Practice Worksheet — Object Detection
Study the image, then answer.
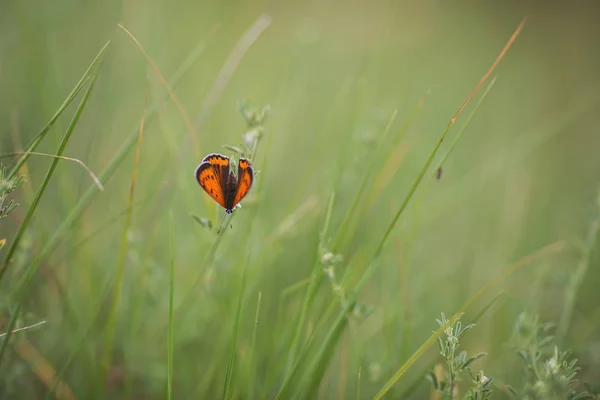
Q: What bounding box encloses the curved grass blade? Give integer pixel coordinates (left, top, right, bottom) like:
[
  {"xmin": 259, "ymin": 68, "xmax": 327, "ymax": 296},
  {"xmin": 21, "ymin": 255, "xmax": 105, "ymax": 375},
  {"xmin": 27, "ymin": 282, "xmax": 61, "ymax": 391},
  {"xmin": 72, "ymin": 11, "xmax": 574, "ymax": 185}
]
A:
[
  {"xmin": 0, "ymin": 41, "xmax": 109, "ymax": 284},
  {"xmin": 0, "ymin": 44, "xmax": 108, "ymax": 365},
  {"xmin": 429, "ymin": 76, "xmax": 497, "ymax": 184},
  {"xmin": 12, "ymin": 33, "xmax": 215, "ymax": 319},
  {"xmin": 6, "ymin": 38, "xmax": 108, "ymax": 179}
]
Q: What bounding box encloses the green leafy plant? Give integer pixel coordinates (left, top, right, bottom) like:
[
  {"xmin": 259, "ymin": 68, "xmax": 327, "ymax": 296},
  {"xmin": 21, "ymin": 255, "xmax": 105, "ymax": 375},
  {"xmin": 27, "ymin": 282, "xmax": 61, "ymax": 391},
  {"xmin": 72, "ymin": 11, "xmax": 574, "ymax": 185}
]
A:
[
  {"xmin": 0, "ymin": 164, "xmax": 24, "ymax": 222},
  {"xmin": 507, "ymin": 312, "xmax": 592, "ymax": 400},
  {"xmin": 427, "ymin": 313, "xmax": 491, "ymax": 400}
]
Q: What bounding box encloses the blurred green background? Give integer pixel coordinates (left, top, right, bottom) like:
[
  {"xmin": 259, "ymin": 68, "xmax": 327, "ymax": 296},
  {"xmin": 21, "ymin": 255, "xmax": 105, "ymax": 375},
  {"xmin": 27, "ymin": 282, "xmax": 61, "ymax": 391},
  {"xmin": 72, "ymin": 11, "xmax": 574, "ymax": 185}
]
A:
[{"xmin": 1, "ymin": 0, "xmax": 600, "ymax": 398}]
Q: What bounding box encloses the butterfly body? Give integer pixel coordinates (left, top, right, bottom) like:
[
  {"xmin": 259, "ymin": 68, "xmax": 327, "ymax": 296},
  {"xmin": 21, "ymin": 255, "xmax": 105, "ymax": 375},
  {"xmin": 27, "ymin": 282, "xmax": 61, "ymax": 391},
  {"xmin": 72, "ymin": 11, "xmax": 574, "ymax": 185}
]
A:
[{"xmin": 195, "ymin": 153, "xmax": 253, "ymax": 214}]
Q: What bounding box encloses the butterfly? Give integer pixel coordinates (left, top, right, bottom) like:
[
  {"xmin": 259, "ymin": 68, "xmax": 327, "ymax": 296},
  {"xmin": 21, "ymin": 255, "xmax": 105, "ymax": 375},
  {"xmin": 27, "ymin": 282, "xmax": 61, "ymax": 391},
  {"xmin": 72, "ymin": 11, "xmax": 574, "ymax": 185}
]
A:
[{"xmin": 195, "ymin": 153, "xmax": 254, "ymax": 214}]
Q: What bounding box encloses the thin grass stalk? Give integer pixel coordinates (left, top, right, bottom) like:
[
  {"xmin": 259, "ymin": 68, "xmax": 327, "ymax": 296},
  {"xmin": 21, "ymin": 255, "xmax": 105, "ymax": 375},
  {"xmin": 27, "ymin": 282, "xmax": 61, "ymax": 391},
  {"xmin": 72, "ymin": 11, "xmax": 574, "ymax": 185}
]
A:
[
  {"xmin": 357, "ymin": 366, "xmax": 361, "ymax": 400},
  {"xmin": 295, "ymin": 19, "xmax": 528, "ymax": 398},
  {"xmin": 222, "ymin": 254, "xmax": 250, "ymax": 400},
  {"xmin": 10, "ymin": 38, "xmax": 213, "ymax": 347},
  {"xmin": 249, "ymin": 292, "xmax": 262, "ymax": 400},
  {"xmin": 168, "ymin": 210, "xmax": 175, "ymax": 400},
  {"xmin": 354, "ymin": 17, "xmax": 526, "ymax": 293},
  {"xmin": 419, "ymin": 77, "xmax": 497, "ymax": 196},
  {"xmin": 7, "ymin": 38, "xmax": 110, "ymax": 179},
  {"xmin": 117, "ymin": 24, "xmax": 199, "ymax": 156},
  {"xmin": 0, "ymin": 42, "xmax": 109, "ymax": 284},
  {"xmin": 0, "ymin": 49, "xmax": 107, "ymax": 365},
  {"xmin": 31, "ymin": 34, "xmax": 213, "ymax": 266},
  {"xmin": 332, "ymin": 110, "xmax": 397, "ymax": 249},
  {"xmin": 557, "ymin": 191, "xmax": 599, "ymax": 343},
  {"xmin": 101, "ymin": 72, "xmax": 149, "ymax": 375},
  {"xmin": 298, "ymin": 299, "xmax": 355, "ymax": 399},
  {"xmin": 286, "ymin": 192, "xmax": 335, "ymax": 373},
  {"xmin": 275, "ymin": 296, "xmax": 341, "ymax": 399}
]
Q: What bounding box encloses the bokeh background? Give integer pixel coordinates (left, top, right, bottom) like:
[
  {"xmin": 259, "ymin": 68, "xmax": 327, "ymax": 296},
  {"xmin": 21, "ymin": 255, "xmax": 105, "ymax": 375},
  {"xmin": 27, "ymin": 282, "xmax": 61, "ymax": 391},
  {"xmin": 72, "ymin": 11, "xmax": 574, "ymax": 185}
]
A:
[{"xmin": 1, "ymin": 0, "xmax": 600, "ymax": 398}]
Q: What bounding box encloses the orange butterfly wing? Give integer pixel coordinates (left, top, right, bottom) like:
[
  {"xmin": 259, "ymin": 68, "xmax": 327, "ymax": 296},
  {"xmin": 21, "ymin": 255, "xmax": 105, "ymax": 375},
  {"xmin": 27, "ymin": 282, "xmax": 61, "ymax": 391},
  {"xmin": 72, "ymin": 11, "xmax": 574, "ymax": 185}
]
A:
[
  {"xmin": 232, "ymin": 158, "xmax": 254, "ymax": 208},
  {"xmin": 195, "ymin": 154, "xmax": 230, "ymax": 209}
]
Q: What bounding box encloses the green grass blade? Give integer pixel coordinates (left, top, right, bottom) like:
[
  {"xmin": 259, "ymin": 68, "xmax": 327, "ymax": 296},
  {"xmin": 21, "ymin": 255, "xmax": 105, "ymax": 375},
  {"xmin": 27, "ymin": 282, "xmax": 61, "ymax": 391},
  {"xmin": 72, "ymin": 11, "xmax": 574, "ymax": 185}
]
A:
[
  {"xmin": 286, "ymin": 192, "xmax": 335, "ymax": 373},
  {"xmin": 353, "ymin": 79, "xmax": 498, "ymax": 294},
  {"xmin": 332, "ymin": 110, "xmax": 397, "ymax": 249},
  {"xmin": 46, "ymin": 278, "xmax": 114, "ymax": 399},
  {"xmin": 249, "ymin": 291, "xmax": 262, "ymax": 400},
  {"xmin": 384, "ymin": 292, "xmax": 503, "ymax": 400},
  {"xmin": 5, "ymin": 35, "xmax": 213, "ymax": 335},
  {"xmin": 425, "ymin": 77, "xmax": 497, "ymax": 191},
  {"xmin": 34, "ymin": 33, "xmax": 213, "ymax": 262},
  {"xmin": 0, "ymin": 41, "xmax": 110, "ymax": 284},
  {"xmin": 0, "ymin": 45, "xmax": 107, "ymax": 365},
  {"xmin": 334, "ymin": 94, "xmax": 428, "ymax": 251},
  {"xmin": 101, "ymin": 70, "xmax": 148, "ymax": 378},
  {"xmin": 357, "ymin": 366, "xmax": 361, "ymax": 400},
  {"xmin": 168, "ymin": 210, "xmax": 175, "ymax": 400},
  {"xmin": 297, "ymin": 300, "xmax": 354, "ymax": 399},
  {"xmin": 557, "ymin": 189, "xmax": 600, "ymax": 343},
  {"xmin": 222, "ymin": 258, "xmax": 249, "ymax": 400},
  {"xmin": 7, "ymin": 41, "xmax": 110, "ymax": 179}
]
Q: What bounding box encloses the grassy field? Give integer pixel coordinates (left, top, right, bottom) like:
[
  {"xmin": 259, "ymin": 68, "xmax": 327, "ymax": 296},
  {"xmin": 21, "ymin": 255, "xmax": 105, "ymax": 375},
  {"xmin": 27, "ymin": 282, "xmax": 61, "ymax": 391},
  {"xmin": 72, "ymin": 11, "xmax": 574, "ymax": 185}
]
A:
[{"xmin": 1, "ymin": 1, "xmax": 600, "ymax": 399}]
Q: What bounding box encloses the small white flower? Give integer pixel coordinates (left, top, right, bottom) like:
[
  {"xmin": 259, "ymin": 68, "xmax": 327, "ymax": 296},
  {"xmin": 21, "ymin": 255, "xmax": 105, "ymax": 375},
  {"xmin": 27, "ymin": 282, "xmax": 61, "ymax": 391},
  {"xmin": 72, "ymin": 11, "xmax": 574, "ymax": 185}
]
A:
[
  {"xmin": 322, "ymin": 252, "xmax": 334, "ymax": 263},
  {"xmin": 243, "ymin": 129, "xmax": 261, "ymax": 147}
]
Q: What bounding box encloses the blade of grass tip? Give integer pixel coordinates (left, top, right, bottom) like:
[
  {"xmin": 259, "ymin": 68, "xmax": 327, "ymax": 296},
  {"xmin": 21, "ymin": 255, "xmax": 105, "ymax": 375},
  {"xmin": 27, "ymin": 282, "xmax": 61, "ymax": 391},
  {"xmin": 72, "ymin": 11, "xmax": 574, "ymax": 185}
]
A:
[
  {"xmin": 427, "ymin": 76, "xmax": 497, "ymax": 186},
  {"xmin": 168, "ymin": 210, "xmax": 175, "ymax": 400},
  {"xmin": 332, "ymin": 110, "xmax": 397, "ymax": 249},
  {"xmin": 7, "ymin": 38, "xmax": 109, "ymax": 179},
  {"xmin": 117, "ymin": 24, "xmax": 199, "ymax": 157},
  {"xmin": 286, "ymin": 192, "xmax": 335, "ymax": 374},
  {"xmin": 31, "ymin": 31, "xmax": 215, "ymax": 273},
  {"xmin": 0, "ymin": 46, "xmax": 108, "ymax": 366},
  {"xmin": 193, "ymin": 14, "xmax": 272, "ymax": 133},
  {"xmin": 355, "ymin": 17, "xmax": 527, "ymax": 294},
  {"xmin": 248, "ymin": 291, "xmax": 262, "ymax": 400},
  {"xmin": 222, "ymin": 254, "xmax": 250, "ymax": 400},
  {"xmin": 373, "ymin": 241, "xmax": 563, "ymax": 399},
  {"xmin": 0, "ymin": 41, "xmax": 109, "ymax": 284},
  {"xmin": 364, "ymin": 91, "xmax": 430, "ymax": 208},
  {"xmin": 20, "ymin": 39, "xmax": 213, "ymax": 371},
  {"xmin": 466, "ymin": 289, "xmax": 505, "ymax": 327},
  {"xmin": 557, "ymin": 190, "xmax": 600, "ymax": 344},
  {"xmin": 101, "ymin": 72, "xmax": 149, "ymax": 375},
  {"xmin": 1, "ymin": 152, "xmax": 104, "ymax": 191}
]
